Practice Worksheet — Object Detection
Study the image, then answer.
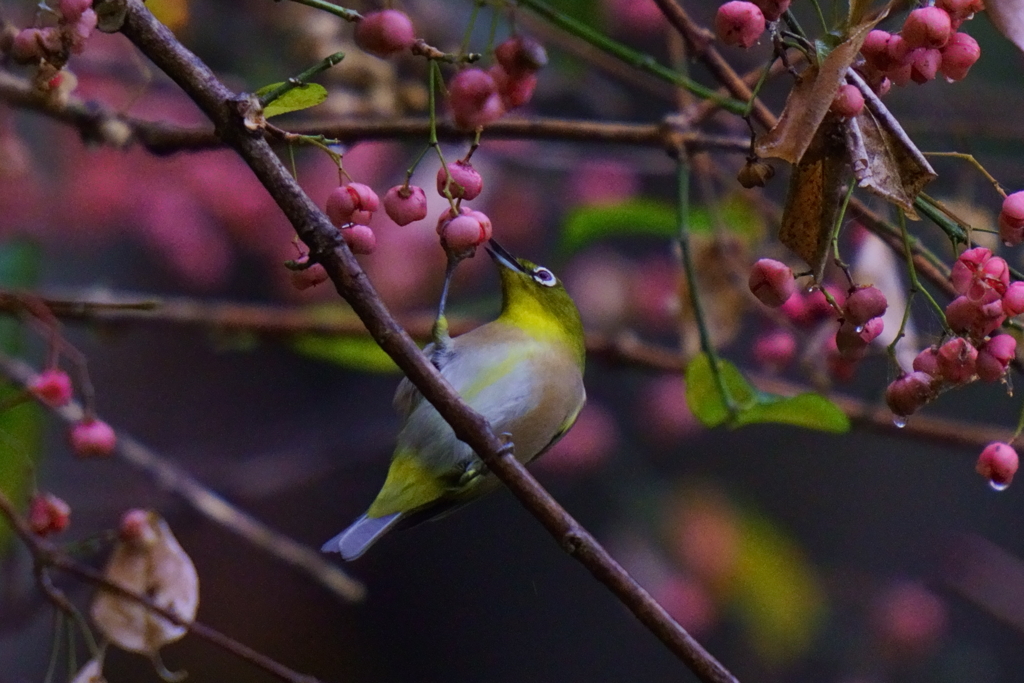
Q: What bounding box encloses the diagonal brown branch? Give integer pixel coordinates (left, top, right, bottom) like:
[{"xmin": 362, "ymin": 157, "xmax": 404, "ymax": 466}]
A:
[{"xmin": 112, "ymin": 1, "xmax": 739, "ymax": 681}]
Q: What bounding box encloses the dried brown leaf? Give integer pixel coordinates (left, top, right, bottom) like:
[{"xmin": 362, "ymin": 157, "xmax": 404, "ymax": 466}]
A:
[
  {"xmin": 778, "ymin": 117, "xmax": 850, "ymax": 281},
  {"xmin": 845, "ymin": 70, "xmax": 936, "ymax": 216},
  {"xmin": 91, "ymin": 511, "xmax": 199, "ymax": 656},
  {"xmin": 755, "ymin": 15, "xmax": 884, "ymax": 164},
  {"xmin": 678, "ymin": 234, "xmax": 751, "ymax": 358},
  {"xmin": 987, "ymin": 0, "xmax": 1024, "ymax": 53}
]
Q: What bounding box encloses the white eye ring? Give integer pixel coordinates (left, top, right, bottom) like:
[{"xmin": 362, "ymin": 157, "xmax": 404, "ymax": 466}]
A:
[{"xmin": 532, "ymin": 267, "xmax": 557, "ymax": 287}]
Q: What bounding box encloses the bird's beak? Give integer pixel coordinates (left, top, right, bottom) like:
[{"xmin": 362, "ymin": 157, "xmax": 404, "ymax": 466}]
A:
[{"xmin": 485, "ymin": 239, "xmax": 527, "ymax": 273}]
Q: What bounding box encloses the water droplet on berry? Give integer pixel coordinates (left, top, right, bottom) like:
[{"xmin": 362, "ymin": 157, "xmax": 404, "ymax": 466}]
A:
[
  {"xmin": 1004, "ymin": 240, "xmax": 1016, "ymax": 248},
  {"xmin": 989, "ymin": 479, "xmax": 1009, "ymax": 491},
  {"xmin": 854, "ymin": 324, "xmax": 864, "ymax": 333},
  {"xmin": 892, "ymin": 415, "xmax": 907, "ymax": 428}
]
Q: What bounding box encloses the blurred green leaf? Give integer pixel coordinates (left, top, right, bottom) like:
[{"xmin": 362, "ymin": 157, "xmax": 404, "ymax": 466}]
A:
[
  {"xmin": 685, "ymin": 353, "xmax": 849, "ymax": 433},
  {"xmin": 256, "ymin": 82, "xmax": 328, "ymax": 118},
  {"xmin": 292, "ymin": 335, "xmax": 399, "ymax": 373},
  {"xmin": 559, "ymin": 196, "xmax": 765, "ymax": 254},
  {"xmin": 0, "ymin": 240, "xmax": 43, "ymax": 555}
]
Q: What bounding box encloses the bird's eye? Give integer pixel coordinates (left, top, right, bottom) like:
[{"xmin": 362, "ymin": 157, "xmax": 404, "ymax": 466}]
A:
[{"xmin": 532, "ymin": 267, "xmax": 557, "ymax": 287}]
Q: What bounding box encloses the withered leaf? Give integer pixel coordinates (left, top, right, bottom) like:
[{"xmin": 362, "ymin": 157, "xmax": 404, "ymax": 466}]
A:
[
  {"xmin": 845, "ymin": 70, "xmax": 936, "ymax": 216},
  {"xmin": 677, "ymin": 233, "xmax": 752, "ymax": 358},
  {"xmin": 91, "ymin": 511, "xmax": 199, "ymax": 656},
  {"xmin": 778, "ymin": 116, "xmax": 850, "ymax": 281},
  {"xmin": 755, "ymin": 13, "xmax": 885, "ymax": 164},
  {"xmin": 987, "ymin": 0, "xmax": 1024, "ymax": 53}
]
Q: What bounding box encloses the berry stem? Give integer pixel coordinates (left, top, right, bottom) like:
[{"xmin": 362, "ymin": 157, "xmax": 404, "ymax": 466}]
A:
[
  {"xmin": 1012, "ymin": 397, "xmax": 1024, "ymax": 441},
  {"xmin": 674, "ymin": 157, "xmax": 736, "ymax": 417},
  {"xmin": 923, "ymin": 152, "xmax": 1007, "ymax": 199},
  {"xmin": 44, "ymin": 611, "xmax": 63, "ymax": 683},
  {"xmin": 257, "ymin": 51, "xmax": 345, "ymax": 109},
  {"xmin": 808, "ymin": 0, "xmax": 829, "ymax": 33},
  {"xmin": 278, "ymin": 0, "xmax": 362, "ymax": 23},
  {"xmin": 459, "ymin": 0, "xmax": 483, "ymax": 58},
  {"xmin": 516, "ymin": 0, "xmax": 748, "ymax": 114}
]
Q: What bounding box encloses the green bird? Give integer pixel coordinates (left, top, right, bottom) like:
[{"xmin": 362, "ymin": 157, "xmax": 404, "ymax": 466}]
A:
[{"xmin": 322, "ymin": 240, "xmax": 586, "ymax": 560}]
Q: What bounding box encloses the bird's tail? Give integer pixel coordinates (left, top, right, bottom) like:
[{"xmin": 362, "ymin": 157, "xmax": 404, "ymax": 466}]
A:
[{"xmin": 321, "ymin": 511, "xmax": 404, "ymax": 560}]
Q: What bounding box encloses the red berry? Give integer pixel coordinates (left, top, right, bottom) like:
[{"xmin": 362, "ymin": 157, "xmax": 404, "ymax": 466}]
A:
[
  {"xmin": 342, "ymin": 224, "xmax": 376, "ymax": 255},
  {"xmin": 715, "ymin": 1, "xmax": 766, "ymax": 49},
  {"xmin": 1003, "ymin": 281, "xmax": 1024, "ymax": 317},
  {"xmin": 490, "ymin": 65, "xmax": 538, "ymax": 109},
  {"xmin": 902, "ymin": 7, "xmax": 953, "ymax": 50},
  {"xmin": 28, "ymin": 493, "xmax": 71, "ymax": 536},
  {"xmin": 383, "ymin": 184, "xmax": 428, "ymax": 226},
  {"xmin": 440, "ymin": 212, "xmax": 491, "ymax": 254},
  {"xmin": 354, "ymin": 10, "xmax": 416, "ymax": 58},
  {"xmin": 290, "ymin": 263, "xmax": 328, "ymax": 291},
  {"xmin": 70, "ymin": 418, "xmax": 116, "ymax": 457},
  {"xmin": 830, "ymin": 83, "xmax": 864, "ymax": 117},
  {"xmin": 885, "ymin": 372, "xmax": 937, "ymax": 417},
  {"xmin": 448, "ymin": 69, "xmax": 504, "ymax": 130},
  {"xmin": 936, "ymin": 337, "xmax": 978, "ymax": 384},
  {"xmin": 494, "ymin": 35, "xmax": 547, "ymax": 77},
  {"xmin": 437, "ymin": 160, "xmax": 483, "ymax": 201},
  {"xmin": 940, "ymin": 32, "xmax": 980, "ymax": 81},
  {"xmin": 976, "ymin": 442, "xmax": 1018, "ymax": 489},
  {"xmin": 28, "ymin": 369, "xmax": 73, "ymax": 407},
  {"xmin": 976, "ymin": 334, "xmax": 1017, "ymax": 381},
  {"xmin": 908, "ymin": 47, "xmax": 942, "ymax": 83},
  {"xmin": 912, "ymin": 347, "xmax": 940, "ymax": 376},
  {"xmin": 325, "ymin": 183, "xmax": 379, "ymax": 227},
  {"xmin": 844, "ymin": 285, "xmax": 888, "ymax": 326},
  {"xmin": 946, "ymin": 292, "xmax": 1005, "ymax": 339},
  {"xmin": 748, "ymin": 258, "xmax": 796, "ymax": 308},
  {"xmin": 999, "ymin": 191, "xmax": 1024, "ymax": 247},
  {"xmin": 752, "ymin": 330, "xmax": 797, "ymax": 372},
  {"xmin": 750, "ymin": 0, "xmax": 790, "ymax": 22}
]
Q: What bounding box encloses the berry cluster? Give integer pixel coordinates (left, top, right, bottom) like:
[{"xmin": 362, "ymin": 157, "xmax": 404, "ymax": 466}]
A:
[
  {"xmin": 714, "ymin": 0, "xmax": 790, "ymax": 49},
  {"xmin": 26, "ymin": 367, "xmax": 116, "ymax": 457},
  {"xmin": 449, "ymin": 35, "xmax": 547, "ymax": 130},
  {"xmin": 858, "ymin": 0, "xmax": 982, "ymax": 99},
  {"xmin": 28, "ymin": 492, "xmax": 71, "ymax": 536},
  {"xmin": 6, "ymin": 0, "xmax": 97, "ymax": 92}
]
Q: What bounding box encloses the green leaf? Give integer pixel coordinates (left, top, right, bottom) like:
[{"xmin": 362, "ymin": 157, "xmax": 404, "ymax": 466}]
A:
[
  {"xmin": 0, "ymin": 240, "xmax": 42, "ymax": 555},
  {"xmin": 685, "ymin": 353, "xmax": 850, "ymax": 433},
  {"xmin": 255, "ymin": 82, "xmax": 328, "ymax": 118},
  {"xmin": 292, "ymin": 335, "xmax": 400, "ymax": 373},
  {"xmin": 559, "ymin": 196, "xmax": 765, "ymax": 254}
]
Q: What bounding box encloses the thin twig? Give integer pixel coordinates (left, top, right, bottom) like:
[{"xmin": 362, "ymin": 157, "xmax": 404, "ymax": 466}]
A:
[
  {"xmin": 115, "ymin": 2, "xmax": 739, "ymax": 680},
  {"xmin": 0, "ymin": 350, "xmax": 366, "ymax": 603}
]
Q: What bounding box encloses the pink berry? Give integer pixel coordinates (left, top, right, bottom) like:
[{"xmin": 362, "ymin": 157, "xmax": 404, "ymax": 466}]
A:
[
  {"xmin": 28, "ymin": 493, "xmax": 71, "ymax": 536},
  {"xmin": 831, "ymin": 83, "xmax": 864, "ymax": 118},
  {"xmin": 60, "ymin": 0, "xmax": 92, "ymax": 21},
  {"xmin": 936, "ymin": 337, "xmax": 978, "ymax": 384},
  {"xmin": 836, "ymin": 317, "xmax": 884, "ymax": 357},
  {"xmin": 976, "ymin": 442, "xmax": 1018, "ymax": 489},
  {"xmin": 951, "ymin": 247, "xmax": 1009, "ymax": 301},
  {"xmin": 715, "ymin": 1, "xmax": 766, "ymax": 49},
  {"xmin": 874, "ymin": 76, "xmax": 892, "ymax": 96},
  {"xmin": 909, "ymin": 48, "xmax": 942, "ymax": 83},
  {"xmin": 888, "ymin": 62, "xmax": 913, "ymax": 87},
  {"xmin": 913, "ymin": 347, "xmax": 940, "ymax": 376},
  {"xmin": 1003, "ymin": 281, "xmax": 1024, "ymax": 317},
  {"xmin": 118, "ymin": 508, "xmax": 156, "ymax": 546},
  {"xmin": 325, "ymin": 183, "xmax": 379, "ymax": 227},
  {"xmin": 950, "ymin": 246, "xmax": 991, "ymax": 295},
  {"xmin": 946, "ymin": 292, "xmax": 1005, "ymax": 338},
  {"xmin": 976, "ymin": 334, "xmax": 1017, "ymax": 381},
  {"xmin": 751, "ymin": 0, "xmax": 790, "ymax": 21},
  {"xmin": 441, "ymin": 213, "xmax": 491, "ymax": 254},
  {"xmin": 69, "ymin": 8, "xmax": 97, "ymax": 53},
  {"xmin": 290, "ymin": 263, "xmax": 328, "ymax": 291},
  {"xmin": 11, "ymin": 28, "xmax": 50, "ymax": 62},
  {"xmin": 936, "ymin": 0, "xmax": 984, "ymax": 26},
  {"xmin": 752, "ymin": 330, "xmax": 797, "ymax": 371},
  {"xmin": 28, "ymin": 369, "xmax": 73, "ymax": 407},
  {"xmin": 940, "ymin": 32, "xmax": 980, "ymax": 81},
  {"xmin": 862, "ymin": 30, "xmax": 895, "ymax": 70},
  {"xmin": 844, "ymin": 285, "xmax": 888, "ymax": 326},
  {"xmin": 885, "ymin": 34, "xmax": 912, "ymax": 67},
  {"xmin": 437, "ymin": 160, "xmax": 483, "ymax": 201},
  {"xmin": 383, "ymin": 184, "xmax": 428, "ymax": 226},
  {"xmin": 748, "ymin": 258, "xmax": 796, "ymax": 308},
  {"xmin": 70, "ymin": 418, "xmax": 116, "ymax": 457},
  {"xmin": 902, "ymin": 7, "xmax": 953, "ymax": 50},
  {"xmin": 490, "ymin": 65, "xmax": 538, "ymax": 109},
  {"xmin": 494, "ymin": 35, "xmax": 547, "ymax": 77},
  {"xmin": 885, "ymin": 372, "xmax": 937, "ymax": 417},
  {"xmin": 448, "ymin": 68, "xmax": 505, "ymax": 130},
  {"xmin": 354, "ymin": 10, "xmax": 416, "ymax": 58},
  {"xmin": 342, "ymin": 224, "xmax": 376, "ymax": 255},
  {"xmin": 999, "ymin": 191, "xmax": 1024, "ymax": 247}
]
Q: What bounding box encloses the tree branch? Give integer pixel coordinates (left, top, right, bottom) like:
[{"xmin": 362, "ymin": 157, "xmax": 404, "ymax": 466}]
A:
[{"xmin": 112, "ymin": 1, "xmax": 738, "ymax": 681}]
